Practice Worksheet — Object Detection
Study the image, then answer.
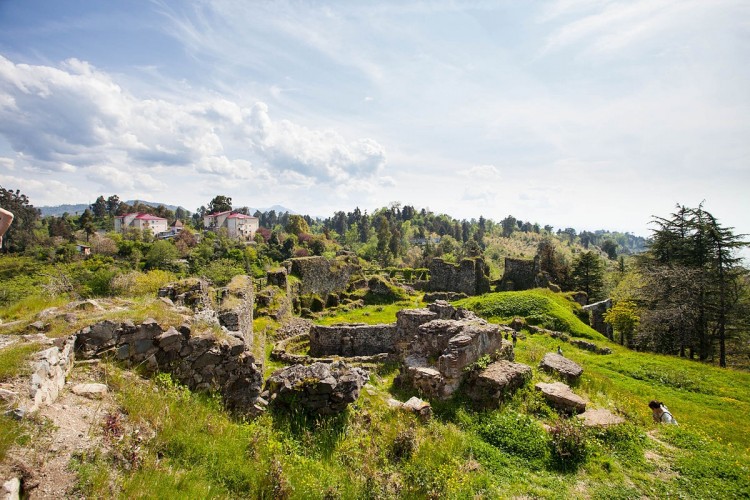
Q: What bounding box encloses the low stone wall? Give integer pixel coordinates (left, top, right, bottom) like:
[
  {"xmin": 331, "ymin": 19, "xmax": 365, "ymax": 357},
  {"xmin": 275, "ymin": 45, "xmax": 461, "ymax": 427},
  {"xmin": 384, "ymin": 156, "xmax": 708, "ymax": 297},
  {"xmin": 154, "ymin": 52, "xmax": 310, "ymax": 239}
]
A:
[
  {"xmin": 16, "ymin": 336, "xmax": 76, "ymax": 415},
  {"xmin": 427, "ymin": 258, "xmax": 491, "ymax": 296},
  {"xmin": 75, "ymin": 319, "xmax": 264, "ymax": 414},
  {"xmin": 309, "ymin": 323, "xmax": 398, "ymax": 357}
]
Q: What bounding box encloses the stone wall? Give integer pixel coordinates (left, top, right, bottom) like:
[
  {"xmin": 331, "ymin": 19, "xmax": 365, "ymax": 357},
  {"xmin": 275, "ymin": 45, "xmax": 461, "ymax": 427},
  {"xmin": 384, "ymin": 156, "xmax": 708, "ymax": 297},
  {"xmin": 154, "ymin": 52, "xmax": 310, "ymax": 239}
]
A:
[
  {"xmin": 287, "ymin": 255, "xmax": 362, "ymax": 296},
  {"xmin": 499, "ymin": 257, "xmax": 540, "ymax": 291},
  {"xmin": 426, "ymin": 257, "xmax": 491, "ymax": 296},
  {"xmin": 403, "ymin": 316, "xmax": 514, "ymax": 398},
  {"xmin": 309, "ymin": 323, "xmax": 398, "ymax": 357},
  {"xmin": 17, "ymin": 336, "xmax": 76, "ymax": 415},
  {"xmin": 75, "ymin": 318, "xmax": 264, "ymax": 414},
  {"xmin": 583, "ymin": 298, "xmax": 613, "ymax": 337}
]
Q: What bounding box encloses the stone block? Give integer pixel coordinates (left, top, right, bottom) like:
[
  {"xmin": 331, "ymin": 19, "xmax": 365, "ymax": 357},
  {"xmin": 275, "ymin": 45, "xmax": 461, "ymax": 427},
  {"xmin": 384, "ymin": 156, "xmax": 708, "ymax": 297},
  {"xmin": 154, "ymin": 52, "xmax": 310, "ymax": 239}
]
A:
[
  {"xmin": 539, "ymin": 353, "xmax": 583, "ymax": 382},
  {"xmin": 535, "ymin": 382, "xmax": 586, "ymax": 414}
]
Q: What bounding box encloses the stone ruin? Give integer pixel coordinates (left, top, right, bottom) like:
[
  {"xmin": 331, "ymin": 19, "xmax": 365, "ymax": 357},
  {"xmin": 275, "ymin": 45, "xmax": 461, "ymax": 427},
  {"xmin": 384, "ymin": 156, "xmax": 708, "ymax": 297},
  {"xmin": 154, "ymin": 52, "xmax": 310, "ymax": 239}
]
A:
[
  {"xmin": 263, "ymin": 361, "xmax": 369, "ymax": 416},
  {"xmin": 297, "ymin": 300, "xmax": 517, "ymax": 400},
  {"xmin": 426, "ymin": 257, "xmax": 491, "ymax": 297},
  {"xmin": 498, "ymin": 257, "xmax": 540, "ymax": 291},
  {"xmin": 286, "ymin": 254, "xmax": 363, "ymax": 296},
  {"xmin": 398, "ymin": 308, "xmax": 515, "ymax": 399},
  {"xmin": 583, "ymin": 298, "xmax": 613, "ymax": 337}
]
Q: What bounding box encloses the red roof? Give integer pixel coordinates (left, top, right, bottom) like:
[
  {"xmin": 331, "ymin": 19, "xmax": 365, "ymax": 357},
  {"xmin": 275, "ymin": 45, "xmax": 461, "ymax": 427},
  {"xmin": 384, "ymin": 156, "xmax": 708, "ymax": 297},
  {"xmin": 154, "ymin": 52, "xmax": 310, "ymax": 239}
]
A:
[
  {"xmin": 135, "ymin": 213, "xmax": 167, "ymax": 221},
  {"xmin": 227, "ymin": 213, "xmax": 257, "ymax": 219},
  {"xmin": 115, "ymin": 213, "xmax": 167, "ymax": 221}
]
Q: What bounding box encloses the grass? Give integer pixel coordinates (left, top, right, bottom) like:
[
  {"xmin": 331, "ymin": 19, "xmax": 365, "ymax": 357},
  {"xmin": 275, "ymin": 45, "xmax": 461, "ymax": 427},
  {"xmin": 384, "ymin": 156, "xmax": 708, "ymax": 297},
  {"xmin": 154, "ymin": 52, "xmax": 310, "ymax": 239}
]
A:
[
  {"xmin": 0, "ymin": 342, "xmax": 41, "ymax": 381},
  {"xmin": 456, "ymin": 289, "xmax": 604, "ymax": 339},
  {"xmin": 3, "ymin": 287, "xmax": 748, "ymax": 498},
  {"xmin": 316, "ymin": 298, "xmax": 423, "ymax": 326}
]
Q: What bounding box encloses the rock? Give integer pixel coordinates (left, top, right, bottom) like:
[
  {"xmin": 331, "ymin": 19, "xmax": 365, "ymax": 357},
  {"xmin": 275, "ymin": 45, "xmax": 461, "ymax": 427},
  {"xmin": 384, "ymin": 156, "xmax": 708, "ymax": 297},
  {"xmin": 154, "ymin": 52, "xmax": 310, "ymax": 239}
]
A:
[
  {"xmin": 1, "ymin": 477, "xmax": 20, "ymax": 500},
  {"xmin": 403, "ymin": 396, "xmax": 432, "ymax": 421},
  {"xmin": 576, "ymin": 408, "xmax": 625, "ymax": 427},
  {"xmin": 71, "ymin": 383, "xmax": 108, "ymax": 399},
  {"xmin": 0, "ymin": 389, "xmax": 19, "ymax": 403},
  {"xmin": 509, "ymin": 317, "xmax": 525, "ymax": 331},
  {"xmin": 539, "ymin": 353, "xmax": 583, "ymax": 382},
  {"xmin": 5, "ymin": 408, "xmax": 25, "ymax": 420},
  {"xmin": 570, "ymin": 339, "xmax": 612, "ymax": 355},
  {"xmin": 37, "ymin": 307, "xmax": 60, "ymax": 320},
  {"xmin": 466, "ymin": 360, "xmax": 532, "ymax": 408},
  {"xmin": 535, "ymin": 382, "xmax": 587, "ymax": 414},
  {"xmin": 265, "ymin": 361, "xmax": 368, "ymax": 415}
]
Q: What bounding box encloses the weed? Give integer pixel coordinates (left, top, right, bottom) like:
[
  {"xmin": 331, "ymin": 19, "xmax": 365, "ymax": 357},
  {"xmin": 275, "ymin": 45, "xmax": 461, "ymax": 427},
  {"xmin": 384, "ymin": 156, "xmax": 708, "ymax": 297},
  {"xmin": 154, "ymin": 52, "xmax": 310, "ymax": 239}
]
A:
[
  {"xmin": 549, "ymin": 418, "xmax": 589, "ymax": 472},
  {"xmin": 0, "ymin": 342, "xmax": 40, "ymax": 381}
]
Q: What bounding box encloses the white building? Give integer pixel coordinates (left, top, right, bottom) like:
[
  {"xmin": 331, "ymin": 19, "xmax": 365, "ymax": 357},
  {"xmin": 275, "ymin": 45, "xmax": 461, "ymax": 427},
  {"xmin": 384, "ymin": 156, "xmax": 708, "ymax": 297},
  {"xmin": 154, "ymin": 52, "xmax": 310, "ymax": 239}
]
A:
[
  {"xmin": 114, "ymin": 213, "xmax": 169, "ymax": 234},
  {"xmin": 203, "ymin": 211, "xmax": 259, "ymax": 240}
]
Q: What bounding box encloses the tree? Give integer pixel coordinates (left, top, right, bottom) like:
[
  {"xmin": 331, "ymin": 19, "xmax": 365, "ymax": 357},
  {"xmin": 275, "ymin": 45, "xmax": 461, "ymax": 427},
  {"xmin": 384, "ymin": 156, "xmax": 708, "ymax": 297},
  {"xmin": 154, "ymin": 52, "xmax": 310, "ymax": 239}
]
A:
[
  {"xmin": 571, "ymin": 251, "xmax": 604, "ymax": 302},
  {"xmin": 501, "ymin": 215, "xmax": 517, "ymax": 237},
  {"xmin": 145, "ymin": 240, "xmax": 179, "ymax": 270},
  {"xmin": 604, "ymin": 300, "xmax": 640, "ymax": 346},
  {"xmin": 601, "ymin": 239, "xmax": 618, "ymax": 260},
  {"xmin": 106, "ymin": 195, "xmax": 121, "ymax": 216},
  {"xmin": 286, "ymin": 215, "xmax": 310, "ymax": 237},
  {"xmin": 91, "ymin": 196, "xmax": 108, "ymax": 219},
  {"xmin": 207, "ymin": 195, "xmax": 232, "ymax": 214},
  {"xmin": 79, "ymin": 209, "xmax": 96, "ymax": 242},
  {"xmin": 639, "ymin": 204, "xmax": 747, "ymax": 366}
]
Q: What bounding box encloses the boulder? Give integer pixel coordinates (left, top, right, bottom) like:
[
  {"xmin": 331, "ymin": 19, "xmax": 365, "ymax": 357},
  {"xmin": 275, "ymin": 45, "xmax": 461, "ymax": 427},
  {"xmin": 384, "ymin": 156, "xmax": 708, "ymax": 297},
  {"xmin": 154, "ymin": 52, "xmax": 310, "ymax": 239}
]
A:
[
  {"xmin": 1, "ymin": 477, "xmax": 20, "ymax": 500},
  {"xmin": 388, "ymin": 396, "xmax": 433, "ymax": 421},
  {"xmin": 264, "ymin": 361, "xmax": 369, "ymax": 415},
  {"xmin": 576, "ymin": 408, "xmax": 625, "ymax": 427},
  {"xmin": 466, "ymin": 360, "xmax": 532, "ymax": 408},
  {"xmin": 539, "ymin": 353, "xmax": 583, "ymax": 382},
  {"xmin": 71, "ymin": 383, "xmax": 108, "ymax": 399},
  {"xmin": 535, "ymin": 382, "xmax": 586, "ymax": 414}
]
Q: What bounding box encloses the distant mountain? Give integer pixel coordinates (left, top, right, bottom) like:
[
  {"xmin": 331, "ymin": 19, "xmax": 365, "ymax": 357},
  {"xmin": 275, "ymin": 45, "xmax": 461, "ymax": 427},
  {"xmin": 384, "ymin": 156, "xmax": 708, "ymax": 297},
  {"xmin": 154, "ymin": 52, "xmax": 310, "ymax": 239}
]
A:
[{"xmin": 38, "ymin": 204, "xmax": 90, "ymax": 217}]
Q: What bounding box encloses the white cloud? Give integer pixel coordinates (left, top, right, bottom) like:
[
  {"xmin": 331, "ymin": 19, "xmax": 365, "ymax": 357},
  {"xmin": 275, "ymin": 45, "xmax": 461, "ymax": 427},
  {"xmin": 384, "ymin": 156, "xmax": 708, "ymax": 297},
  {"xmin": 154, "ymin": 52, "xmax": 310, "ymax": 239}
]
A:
[{"xmin": 0, "ymin": 55, "xmax": 388, "ymax": 199}]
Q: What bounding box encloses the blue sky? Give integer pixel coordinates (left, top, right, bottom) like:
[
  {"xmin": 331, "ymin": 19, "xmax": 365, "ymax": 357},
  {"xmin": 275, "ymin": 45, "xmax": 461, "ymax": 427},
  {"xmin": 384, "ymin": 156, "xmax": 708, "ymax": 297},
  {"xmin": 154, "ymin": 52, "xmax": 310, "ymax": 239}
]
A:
[{"xmin": 0, "ymin": 0, "xmax": 748, "ymax": 237}]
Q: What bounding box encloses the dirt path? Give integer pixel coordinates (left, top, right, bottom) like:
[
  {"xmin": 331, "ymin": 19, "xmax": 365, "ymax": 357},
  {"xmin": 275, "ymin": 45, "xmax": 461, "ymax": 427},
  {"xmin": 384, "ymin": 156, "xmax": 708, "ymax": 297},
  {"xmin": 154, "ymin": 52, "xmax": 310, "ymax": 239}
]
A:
[{"xmin": 2, "ymin": 362, "xmax": 117, "ymax": 498}]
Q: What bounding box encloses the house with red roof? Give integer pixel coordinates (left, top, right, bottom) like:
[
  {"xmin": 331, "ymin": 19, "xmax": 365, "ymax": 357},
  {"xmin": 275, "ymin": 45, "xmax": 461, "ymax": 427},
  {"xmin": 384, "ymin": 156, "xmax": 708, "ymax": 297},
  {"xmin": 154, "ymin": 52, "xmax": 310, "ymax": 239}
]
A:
[
  {"xmin": 203, "ymin": 211, "xmax": 259, "ymax": 240},
  {"xmin": 114, "ymin": 213, "xmax": 169, "ymax": 234}
]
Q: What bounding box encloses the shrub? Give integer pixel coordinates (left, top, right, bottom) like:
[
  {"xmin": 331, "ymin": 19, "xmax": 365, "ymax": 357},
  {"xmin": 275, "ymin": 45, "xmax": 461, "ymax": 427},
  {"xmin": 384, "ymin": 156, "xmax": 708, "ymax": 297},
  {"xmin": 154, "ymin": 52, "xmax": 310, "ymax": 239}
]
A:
[{"xmin": 549, "ymin": 418, "xmax": 588, "ymax": 472}]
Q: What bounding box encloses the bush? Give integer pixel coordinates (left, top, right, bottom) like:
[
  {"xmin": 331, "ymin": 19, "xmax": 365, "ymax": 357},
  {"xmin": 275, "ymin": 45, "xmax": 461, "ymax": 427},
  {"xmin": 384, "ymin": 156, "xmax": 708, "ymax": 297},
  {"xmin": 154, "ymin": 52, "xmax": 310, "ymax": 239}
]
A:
[{"xmin": 549, "ymin": 418, "xmax": 588, "ymax": 472}]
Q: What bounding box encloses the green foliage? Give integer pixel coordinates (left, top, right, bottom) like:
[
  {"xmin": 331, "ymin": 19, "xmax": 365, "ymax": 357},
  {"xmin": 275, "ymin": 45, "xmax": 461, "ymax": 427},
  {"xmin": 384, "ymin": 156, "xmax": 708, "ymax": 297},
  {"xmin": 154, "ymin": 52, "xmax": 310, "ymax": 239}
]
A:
[
  {"xmin": 571, "ymin": 251, "xmax": 605, "ymax": 301},
  {"xmin": 0, "ymin": 342, "xmax": 40, "ymax": 381},
  {"xmin": 197, "ymin": 258, "xmax": 245, "ymax": 286},
  {"xmin": 110, "ymin": 269, "xmax": 176, "ymax": 297},
  {"xmin": 0, "ymin": 415, "xmax": 29, "ymax": 461},
  {"xmin": 474, "ymin": 411, "xmax": 550, "ymax": 467},
  {"xmin": 457, "ymin": 289, "xmax": 603, "ymax": 339},
  {"xmin": 604, "ymin": 300, "xmax": 640, "ymax": 346},
  {"xmin": 549, "ymin": 418, "xmax": 589, "ymax": 472},
  {"xmin": 144, "ymin": 240, "xmax": 178, "ymax": 270}
]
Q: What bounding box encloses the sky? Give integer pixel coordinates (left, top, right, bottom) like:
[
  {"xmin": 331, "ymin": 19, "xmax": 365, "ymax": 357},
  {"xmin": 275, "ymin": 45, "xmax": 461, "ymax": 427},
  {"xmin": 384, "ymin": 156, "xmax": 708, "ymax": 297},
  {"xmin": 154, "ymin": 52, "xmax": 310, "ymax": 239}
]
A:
[{"xmin": 0, "ymin": 0, "xmax": 748, "ymax": 238}]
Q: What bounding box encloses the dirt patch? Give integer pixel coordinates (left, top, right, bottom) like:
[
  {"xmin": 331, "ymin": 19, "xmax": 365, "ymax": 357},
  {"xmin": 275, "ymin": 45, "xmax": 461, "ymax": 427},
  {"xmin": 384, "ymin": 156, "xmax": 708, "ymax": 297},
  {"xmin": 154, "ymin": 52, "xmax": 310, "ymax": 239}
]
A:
[
  {"xmin": 1, "ymin": 362, "xmax": 118, "ymax": 498},
  {"xmin": 645, "ymin": 430, "xmax": 680, "ymax": 481}
]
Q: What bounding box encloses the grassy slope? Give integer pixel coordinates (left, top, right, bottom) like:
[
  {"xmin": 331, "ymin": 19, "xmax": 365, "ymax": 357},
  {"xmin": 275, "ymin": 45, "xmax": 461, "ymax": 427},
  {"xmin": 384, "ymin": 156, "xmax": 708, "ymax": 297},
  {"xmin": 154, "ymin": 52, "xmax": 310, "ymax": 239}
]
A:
[
  {"xmin": 5, "ymin": 290, "xmax": 749, "ymax": 498},
  {"xmin": 456, "ymin": 289, "xmax": 605, "ymax": 339}
]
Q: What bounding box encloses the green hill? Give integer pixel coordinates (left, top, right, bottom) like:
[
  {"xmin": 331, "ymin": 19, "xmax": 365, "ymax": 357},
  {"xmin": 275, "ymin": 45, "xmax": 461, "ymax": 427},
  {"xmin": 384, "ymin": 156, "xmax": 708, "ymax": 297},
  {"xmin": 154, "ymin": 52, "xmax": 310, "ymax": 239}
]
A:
[
  {"xmin": 456, "ymin": 288, "xmax": 604, "ymax": 340},
  {"xmin": 3, "ymin": 290, "xmax": 749, "ymax": 498}
]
